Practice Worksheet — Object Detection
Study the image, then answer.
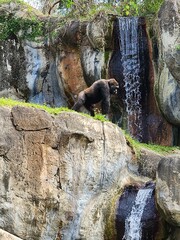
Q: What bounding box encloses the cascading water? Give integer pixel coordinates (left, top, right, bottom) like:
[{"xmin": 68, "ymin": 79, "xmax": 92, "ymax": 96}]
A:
[
  {"xmin": 116, "ymin": 183, "xmax": 159, "ymax": 240},
  {"xmin": 118, "ymin": 17, "xmax": 143, "ymax": 141},
  {"xmin": 109, "ymin": 17, "xmax": 149, "ymax": 142},
  {"xmin": 123, "ymin": 188, "xmax": 153, "ymax": 240}
]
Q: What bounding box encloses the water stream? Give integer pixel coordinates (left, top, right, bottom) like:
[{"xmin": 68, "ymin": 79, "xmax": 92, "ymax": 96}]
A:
[
  {"xmin": 123, "ymin": 188, "xmax": 153, "ymax": 240},
  {"xmin": 118, "ymin": 17, "xmax": 143, "ymax": 141},
  {"xmin": 109, "ymin": 17, "xmax": 149, "ymax": 142},
  {"xmin": 116, "ymin": 183, "xmax": 159, "ymax": 240}
]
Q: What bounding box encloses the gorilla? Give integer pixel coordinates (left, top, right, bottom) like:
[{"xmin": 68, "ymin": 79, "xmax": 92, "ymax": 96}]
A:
[{"xmin": 72, "ymin": 78, "xmax": 119, "ymax": 116}]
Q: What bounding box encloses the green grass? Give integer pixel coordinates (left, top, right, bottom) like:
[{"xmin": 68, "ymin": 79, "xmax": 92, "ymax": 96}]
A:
[
  {"xmin": 125, "ymin": 132, "xmax": 180, "ymax": 156},
  {"xmin": 0, "ymin": 97, "xmax": 72, "ymax": 115},
  {"xmin": 0, "ymin": 0, "xmax": 24, "ymax": 4},
  {"xmin": 0, "ymin": 98, "xmax": 108, "ymax": 121},
  {"xmin": 1, "ymin": 98, "xmax": 179, "ymax": 155},
  {"xmin": 93, "ymin": 114, "xmax": 109, "ymax": 122}
]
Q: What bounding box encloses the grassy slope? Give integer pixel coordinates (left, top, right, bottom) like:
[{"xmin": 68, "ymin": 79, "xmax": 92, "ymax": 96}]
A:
[
  {"xmin": 1, "ymin": 97, "xmax": 179, "ymax": 155},
  {"xmin": 0, "ymin": 97, "xmax": 71, "ymax": 114}
]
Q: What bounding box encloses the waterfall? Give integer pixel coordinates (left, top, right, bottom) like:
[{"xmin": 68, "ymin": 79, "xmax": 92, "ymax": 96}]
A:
[
  {"xmin": 123, "ymin": 188, "xmax": 153, "ymax": 240},
  {"xmin": 118, "ymin": 17, "xmax": 144, "ymax": 141},
  {"xmin": 116, "ymin": 183, "xmax": 159, "ymax": 239}
]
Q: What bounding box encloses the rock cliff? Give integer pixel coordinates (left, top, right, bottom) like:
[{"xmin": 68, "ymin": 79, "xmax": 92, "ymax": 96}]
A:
[
  {"xmin": 154, "ymin": 0, "xmax": 180, "ymax": 126},
  {"xmin": 0, "ymin": 105, "xmax": 179, "ymax": 239},
  {"xmin": 0, "ymin": 105, "xmax": 131, "ymax": 239}
]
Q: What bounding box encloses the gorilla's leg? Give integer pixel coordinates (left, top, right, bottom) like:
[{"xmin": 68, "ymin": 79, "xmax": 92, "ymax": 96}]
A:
[
  {"xmin": 84, "ymin": 103, "xmax": 95, "ymax": 117},
  {"xmin": 72, "ymin": 91, "xmax": 86, "ymax": 112}
]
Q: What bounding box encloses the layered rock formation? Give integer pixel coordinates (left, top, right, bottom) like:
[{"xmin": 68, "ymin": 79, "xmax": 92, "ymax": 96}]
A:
[
  {"xmin": 0, "ymin": 1, "xmax": 109, "ymax": 107},
  {"xmin": 0, "ymin": 105, "xmax": 179, "ymax": 239}
]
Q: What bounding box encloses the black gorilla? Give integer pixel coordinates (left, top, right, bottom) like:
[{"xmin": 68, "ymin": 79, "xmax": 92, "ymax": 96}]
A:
[{"xmin": 72, "ymin": 78, "xmax": 119, "ymax": 116}]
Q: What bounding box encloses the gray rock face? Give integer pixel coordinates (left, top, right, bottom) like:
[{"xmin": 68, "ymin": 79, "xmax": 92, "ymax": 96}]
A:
[
  {"xmin": 0, "ymin": 105, "xmax": 179, "ymax": 239},
  {"xmin": 136, "ymin": 148, "xmax": 163, "ymax": 179},
  {"xmin": 156, "ymin": 155, "xmax": 180, "ymax": 226},
  {"xmin": 155, "ymin": 0, "xmax": 180, "ymax": 125},
  {"xmin": 0, "ymin": 106, "xmax": 133, "ymax": 239},
  {"xmin": 158, "ymin": 0, "xmax": 180, "ymax": 83}
]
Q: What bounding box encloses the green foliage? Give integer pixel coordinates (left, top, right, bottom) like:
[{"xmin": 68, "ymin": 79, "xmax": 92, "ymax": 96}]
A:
[
  {"xmin": 120, "ymin": 0, "xmax": 139, "ymax": 16},
  {"xmin": 93, "ymin": 114, "xmax": 109, "ymax": 122},
  {"xmin": 0, "ymin": 0, "xmax": 24, "ymax": 4},
  {"xmin": 62, "ymin": 0, "xmax": 73, "ymax": 8},
  {"xmin": 125, "ymin": 132, "xmax": 180, "ymax": 157},
  {"xmin": 138, "ymin": 0, "xmax": 164, "ymax": 16},
  {"xmin": 176, "ymin": 44, "xmax": 180, "ymax": 50},
  {"xmin": 0, "ymin": 15, "xmax": 44, "ymax": 40},
  {"xmin": 56, "ymin": 0, "xmax": 164, "ymax": 19}
]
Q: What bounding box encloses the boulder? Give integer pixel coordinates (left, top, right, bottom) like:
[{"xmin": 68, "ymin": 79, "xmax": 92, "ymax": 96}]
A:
[
  {"xmin": 155, "ymin": 0, "xmax": 180, "ymax": 125},
  {"xmin": 156, "ymin": 155, "xmax": 180, "ymax": 226},
  {"xmin": 0, "ymin": 106, "xmax": 132, "ymax": 239}
]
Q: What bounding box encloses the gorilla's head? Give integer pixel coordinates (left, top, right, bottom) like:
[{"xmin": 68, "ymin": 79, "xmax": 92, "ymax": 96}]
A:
[{"xmin": 108, "ymin": 78, "xmax": 119, "ymax": 95}]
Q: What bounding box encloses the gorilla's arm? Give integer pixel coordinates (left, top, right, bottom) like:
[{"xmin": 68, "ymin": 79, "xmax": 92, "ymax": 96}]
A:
[{"xmin": 100, "ymin": 86, "xmax": 111, "ymax": 115}]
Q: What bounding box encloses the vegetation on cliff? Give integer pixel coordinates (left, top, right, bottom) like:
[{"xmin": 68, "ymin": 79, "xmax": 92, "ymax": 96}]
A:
[
  {"xmin": 48, "ymin": 0, "xmax": 165, "ymax": 18},
  {"xmin": 125, "ymin": 132, "xmax": 180, "ymax": 156},
  {"xmin": 0, "ymin": 0, "xmax": 45, "ymax": 40},
  {"xmin": 0, "ymin": 97, "xmax": 70, "ymax": 114},
  {"xmin": 0, "ymin": 0, "xmax": 165, "ymax": 41},
  {"xmin": 0, "ymin": 97, "xmax": 179, "ymax": 156}
]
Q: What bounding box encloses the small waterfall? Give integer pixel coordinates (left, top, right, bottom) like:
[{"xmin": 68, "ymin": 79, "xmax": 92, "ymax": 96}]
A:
[
  {"xmin": 109, "ymin": 17, "xmax": 149, "ymax": 142},
  {"xmin": 123, "ymin": 188, "xmax": 153, "ymax": 240},
  {"xmin": 118, "ymin": 17, "xmax": 143, "ymax": 141},
  {"xmin": 116, "ymin": 183, "xmax": 159, "ymax": 239}
]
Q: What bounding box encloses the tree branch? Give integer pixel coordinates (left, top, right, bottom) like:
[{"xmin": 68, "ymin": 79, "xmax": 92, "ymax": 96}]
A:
[{"xmin": 48, "ymin": 0, "xmax": 61, "ymax": 15}]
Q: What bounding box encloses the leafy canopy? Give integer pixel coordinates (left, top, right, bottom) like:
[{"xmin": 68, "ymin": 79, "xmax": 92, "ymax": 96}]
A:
[{"xmin": 51, "ymin": 0, "xmax": 164, "ymax": 17}]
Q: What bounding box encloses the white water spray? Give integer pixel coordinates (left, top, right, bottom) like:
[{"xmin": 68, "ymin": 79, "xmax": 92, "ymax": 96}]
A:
[
  {"xmin": 123, "ymin": 188, "xmax": 153, "ymax": 240},
  {"xmin": 118, "ymin": 17, "xmax": 143, "ymax": 141}
]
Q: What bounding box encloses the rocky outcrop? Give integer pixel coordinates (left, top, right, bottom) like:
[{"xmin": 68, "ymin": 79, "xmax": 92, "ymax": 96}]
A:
[
  {"xmin": 0, "ymin": 105, "xmax": 132, "ymax": 239},
  {"xmin": 156, "ymin": 155, "xmax": 180, "ymax": 226},
  {"xmin": 0, "ymin": 105, "xmax": 179, "ymax": 239},
  {"xmin": 155, "ymin": 0, "xmax": 180, "ymax": 126}
]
